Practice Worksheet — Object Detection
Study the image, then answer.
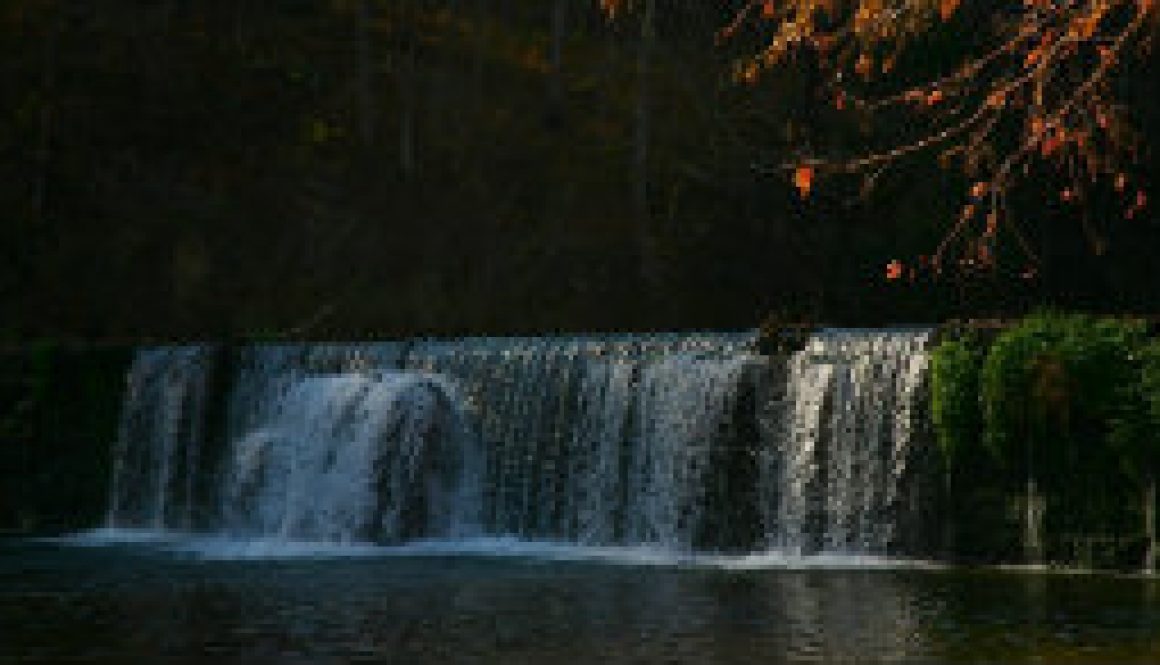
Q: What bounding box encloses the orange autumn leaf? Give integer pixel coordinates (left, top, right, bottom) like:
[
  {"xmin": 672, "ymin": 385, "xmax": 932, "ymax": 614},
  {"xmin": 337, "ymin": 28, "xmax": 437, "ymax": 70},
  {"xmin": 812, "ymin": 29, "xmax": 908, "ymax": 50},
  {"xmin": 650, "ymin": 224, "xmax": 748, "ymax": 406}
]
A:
[
  {"xmin": 793, "ymin": 165, "xmax": 814, "ymax": 198},
  {"xmin": 855, "ymin": 53, "xmax": 874, "ymax": 78},
  {"xmin": 1041, "ymin": 135, "xmax": 1061, "ymax": 157},
  {"xmin": 738, "ymin": 62, "xmax": 760, "ymax": 85},
  {"xmin": 1077, "ymin": 16, "xmax": 1099, "ymax": 39},
  {"xmin": 689, "ymin": 0, "xmax": 1148, "ymax": 273},
  {"xmin": 885, "ymin": 260, "xmax": 904, "ymax": 281},
  {"xmin": 977, "ymin": 243, "xmax": 992, "ymax": 265}
]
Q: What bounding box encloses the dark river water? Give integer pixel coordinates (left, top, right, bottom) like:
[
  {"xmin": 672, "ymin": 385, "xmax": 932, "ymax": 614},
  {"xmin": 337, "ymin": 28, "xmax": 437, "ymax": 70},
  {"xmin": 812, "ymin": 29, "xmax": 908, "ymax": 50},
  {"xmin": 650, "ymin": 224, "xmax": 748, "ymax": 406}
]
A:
[{"xmin": 3, "ymin": 536, "xmax": 1159, "ymax": 664}]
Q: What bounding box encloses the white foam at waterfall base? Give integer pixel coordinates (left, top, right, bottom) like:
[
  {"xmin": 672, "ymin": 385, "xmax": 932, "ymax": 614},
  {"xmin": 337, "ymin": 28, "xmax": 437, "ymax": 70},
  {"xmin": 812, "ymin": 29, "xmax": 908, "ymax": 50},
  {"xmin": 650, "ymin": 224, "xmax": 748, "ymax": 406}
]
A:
[{"xmin": 58, "ymin": 530, "xmax": 938, "ymax": 569}]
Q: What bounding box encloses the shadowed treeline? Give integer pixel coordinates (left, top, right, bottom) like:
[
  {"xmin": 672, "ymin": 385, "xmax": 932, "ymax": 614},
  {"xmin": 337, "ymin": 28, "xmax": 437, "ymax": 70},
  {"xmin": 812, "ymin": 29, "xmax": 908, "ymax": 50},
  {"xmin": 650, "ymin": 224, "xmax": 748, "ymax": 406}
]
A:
[{"xmin": 2, "ymin": 1, "xmax": 1158, "ymax": 341}]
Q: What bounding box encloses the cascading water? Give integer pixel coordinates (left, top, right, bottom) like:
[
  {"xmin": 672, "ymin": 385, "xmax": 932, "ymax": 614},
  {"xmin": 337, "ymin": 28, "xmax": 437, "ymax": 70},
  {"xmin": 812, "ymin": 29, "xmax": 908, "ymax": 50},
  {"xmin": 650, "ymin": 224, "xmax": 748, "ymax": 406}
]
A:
[
  {"xmin": 626, "ymin": 353, "xmax": 751, "ymax": 547},
  {"xmin": 403, "ymin": 333, "xmax": 758, "ymax": 546},
  {"xmin": 222, "ymin": 373, "xmax": 479, "ymax": 543},
  {"xmin": 102, "ymin": 329, "xmax": 934, "ymax": 557},
  {"xmin": 106, "ymin": 345, "xmax": 215, "ymax": 530},
  {"xmin": 226, "ymin": 343, "xmax": 407, "ymax": 440},
  {"xmin": 761, "ymin": 330, "xmax": 931, "ymax": 554}
]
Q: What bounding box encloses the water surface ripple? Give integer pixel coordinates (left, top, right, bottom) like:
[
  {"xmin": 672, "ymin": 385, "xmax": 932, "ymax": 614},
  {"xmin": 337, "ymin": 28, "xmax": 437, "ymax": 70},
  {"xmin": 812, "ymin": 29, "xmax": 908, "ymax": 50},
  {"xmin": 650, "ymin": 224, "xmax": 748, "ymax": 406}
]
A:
[{"xmin": 3, "ymin": 538, "xmax": 1159, "ymax": 664}]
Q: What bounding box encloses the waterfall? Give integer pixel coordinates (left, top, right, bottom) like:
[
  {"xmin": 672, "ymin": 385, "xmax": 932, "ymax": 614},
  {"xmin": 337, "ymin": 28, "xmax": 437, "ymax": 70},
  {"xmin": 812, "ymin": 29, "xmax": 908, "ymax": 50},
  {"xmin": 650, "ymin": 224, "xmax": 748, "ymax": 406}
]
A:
[
  {"xmin": 103, "ymin": 329, "xmax": 934, "ymax": 555},
  {"xmin": 106, "ymin": 345, "xmax": 215, "ymax": 530},
  {"xmin": 226, "ymin": 343, "xmax": 407, "ymax": 439},
  {"xmin": 221, "ymin": 373, "xmax": 479, "ymax": 543},
  {"xmin": 625, "ymin": 353, "xmax": 751, "ymax": 547},
  {"xmin": 761, "ymin": 330, "xmax": 931, "ymax": 553},
  {"xmin": 403, "ymin": 333, "xmax": 758, "ymax": 545}
]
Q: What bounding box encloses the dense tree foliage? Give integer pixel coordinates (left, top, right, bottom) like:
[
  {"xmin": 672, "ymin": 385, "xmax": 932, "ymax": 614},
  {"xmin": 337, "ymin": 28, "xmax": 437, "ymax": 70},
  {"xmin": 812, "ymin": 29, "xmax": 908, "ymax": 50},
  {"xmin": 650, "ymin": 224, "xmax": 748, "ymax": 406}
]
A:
[
  {"xmin": 979, "ymin": 312, "xmax": 1144, "ymax": 475},
  {"xmin": 611, "ymin": 0, "xmax": 1160, "ymax": 275},
  {"xmin": 1, "ymin": 2, "xmax": 1157, "ymax": 339}
]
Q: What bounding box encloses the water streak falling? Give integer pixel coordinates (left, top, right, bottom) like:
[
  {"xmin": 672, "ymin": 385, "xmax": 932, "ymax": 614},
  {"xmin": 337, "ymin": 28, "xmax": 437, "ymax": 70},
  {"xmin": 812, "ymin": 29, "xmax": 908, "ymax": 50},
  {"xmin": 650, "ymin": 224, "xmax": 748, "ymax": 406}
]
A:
[
  {"xmin": 103, "ymin": 329, "xmax": 935, "ymax": 556},
  {"xmin": 762, "ymin": 330, "xmax": 931, "ymax": 554},
  {"xmin": 107, "ymin": 346, "xmax": 215, "ymax": 530},
  {"xmin": 404, "ymin": 333, "xmax": 758, "ymax": 545},
  {"xmin": 222, "ymin": 373, "xmax": 479, "ymax": 543},
  {"xmin": 626, "ymin": 354, "xmax": 751, "ymax": 547},
  {"xmin": 226, "ymin": 343, "xmax": 406, "ymax": 440}
]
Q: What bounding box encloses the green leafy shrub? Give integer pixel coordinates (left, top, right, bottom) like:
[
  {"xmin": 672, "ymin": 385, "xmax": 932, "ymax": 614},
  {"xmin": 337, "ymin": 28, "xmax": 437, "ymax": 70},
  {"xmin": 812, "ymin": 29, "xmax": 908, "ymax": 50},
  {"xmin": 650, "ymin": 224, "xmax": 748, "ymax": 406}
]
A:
[
  {"xmin": 1141, "ymin": 342, "xmax": 1160, "ymax": 456},
  {"xmin": 930, "ymin": 334, "xmax": 982, "ymax": 473},
  {"xmin": 980, "ymin": 311, "xmax": 1145, "ymax": 482},
  {"xmin": 1110, "ymin": 339, "xmax": 1160, "ymax": 483}
]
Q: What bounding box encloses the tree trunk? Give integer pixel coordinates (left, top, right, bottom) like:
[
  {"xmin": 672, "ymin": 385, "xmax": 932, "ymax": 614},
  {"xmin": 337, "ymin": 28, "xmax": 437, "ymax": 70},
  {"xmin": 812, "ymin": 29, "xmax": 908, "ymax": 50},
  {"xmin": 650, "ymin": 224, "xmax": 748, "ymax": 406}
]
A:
[
  {"xmin": 233, "ymin": 0, "xmax": 248, "ymax": 48},
  {"xmin": 1146, "ymin": 476, "xmax": 1156, "ymax": 574},
  {"xmin": 634, "ymin": 0, "xmax": 657, "ymax": 285},
  {"xmin": 33, "ymin": 9, "xmax": 60, "ymax": 228},
  {"xmin": 356, "ymin": 0, "xmax": 375, "ymax": 148},
  {"xmin": 1024, "ymin": 475, "xmax": 1044, "ymax": 566},
  {"xmin": 396, "ymin": 3, "xmax": 417, "ymax": 179},
  {"xmin": 473, "ymin": 0, "xmax": 486, "ymax": 98},
  {"xmin": 1023, "ymin": 426, "xmax": 1045, "ymax": 566},
  {"xmin": 942, "ymin": 465, "xmax": 956, "ymax": 560},
  {"xmin": 159, "ymin": 0, "xmax": 174, "ymax": 35},
  {"xmin": 547, "ymin": 0, "xmax": 566, "ymax": 126}
]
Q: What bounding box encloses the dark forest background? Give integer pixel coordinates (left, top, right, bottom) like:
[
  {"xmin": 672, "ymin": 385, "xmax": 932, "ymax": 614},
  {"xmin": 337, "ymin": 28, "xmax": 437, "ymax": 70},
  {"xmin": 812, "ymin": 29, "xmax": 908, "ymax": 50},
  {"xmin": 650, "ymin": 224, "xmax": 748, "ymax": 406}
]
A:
[{"xmin": 2, "ymin": 1, "xmax": 1158, "ymax": 340}]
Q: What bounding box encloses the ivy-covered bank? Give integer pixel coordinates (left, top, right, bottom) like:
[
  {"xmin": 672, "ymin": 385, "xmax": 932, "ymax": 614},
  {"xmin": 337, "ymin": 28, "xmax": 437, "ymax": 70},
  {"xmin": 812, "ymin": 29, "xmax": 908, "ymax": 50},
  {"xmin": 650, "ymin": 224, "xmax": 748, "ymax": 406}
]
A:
[
  {"xmin": 931, "ymin": 313, "xmax": 1159, "ymax": 572},
  {"xmin": 0, "ymin": 344, "xmax": 131, "ymax": 534}
]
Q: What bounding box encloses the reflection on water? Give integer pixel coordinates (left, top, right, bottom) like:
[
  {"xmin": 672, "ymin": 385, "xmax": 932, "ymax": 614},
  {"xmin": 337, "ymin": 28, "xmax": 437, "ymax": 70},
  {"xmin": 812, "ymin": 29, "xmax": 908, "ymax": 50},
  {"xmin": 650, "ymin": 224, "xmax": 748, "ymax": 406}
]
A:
[{"xmin": 3, "ymin": 539, "xmax": 1159, "ymax": 664}]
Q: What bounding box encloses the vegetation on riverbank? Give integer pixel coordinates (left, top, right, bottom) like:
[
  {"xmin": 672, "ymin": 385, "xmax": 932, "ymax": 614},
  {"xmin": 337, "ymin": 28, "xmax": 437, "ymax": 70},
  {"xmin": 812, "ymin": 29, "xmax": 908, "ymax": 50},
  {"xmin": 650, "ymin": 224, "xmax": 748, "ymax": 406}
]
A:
[
  {"xmin": 0, "ymin": 345, "xmax": 130, "ymax": 533},
  {"xmin": 931, "ymin": 312, "xmax": 1159, "ymax": 570}
]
